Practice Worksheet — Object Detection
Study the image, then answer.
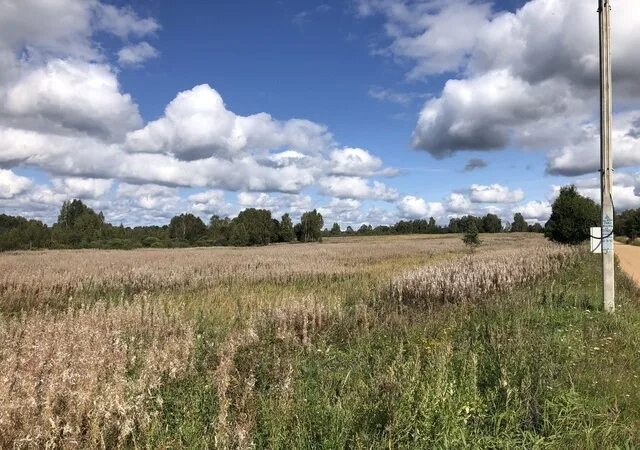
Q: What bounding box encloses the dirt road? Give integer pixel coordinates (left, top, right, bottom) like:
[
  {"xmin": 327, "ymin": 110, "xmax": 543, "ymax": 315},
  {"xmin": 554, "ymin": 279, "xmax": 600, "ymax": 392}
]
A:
[{"xmin": 615, "ymin": 243, "xmax": 640, "ymax": 286}]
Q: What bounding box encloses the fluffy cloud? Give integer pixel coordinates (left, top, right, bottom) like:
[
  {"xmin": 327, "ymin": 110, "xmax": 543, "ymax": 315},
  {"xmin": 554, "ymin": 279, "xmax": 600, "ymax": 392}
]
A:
[
  {"xmin": 51, "ymin": 177, "xmax": 113, "ymax": 199},
  {"xmin": 236, "ymin": 192, "xmax": 313, "ymax": 218},
  {"xmin": 357, "ymin": 0, "xmax": 492, "ymax": 78},
  {"xmin": 0, "ymin": 169, "xmax": 31, "ymax": 199},
  {"xmin": 0, "ymin": 0, "xmax": 158, "ymax": 59},
  {"xmin": 117, "ymin": 42, "xmax": 159, "ymax": 67},
  {"xmin": 0, "ymin": 0, "xmax": 398, "ymax": 223},
  {"xmin": 412, "ymin": 69, "xmax": 580, "ymax": 157},
  {"xmin": 318, "ymin": 198, "xmax": 397, "ymax": 227},
  {"xmin": 397, "ymin": 195, "xmax": 445, "ymax": 219},
  {"xmin": 571, "ymin": 173, "xmax": 640, "ymax": 211},
  {"xmin": 447, "ymin": 192, "xmax": 471, "ymax": 213},
  {"xmin": 329, "ymin": 147, "xmax": 396, "ymax": 177},
  {"xmin": 360, "ymin": 0, "xmax": 640, "ymax": 172},
  {"xmin": 93, "ymin": 3, "xmax": 160, "ymax": 39},
  {"xmin": 546, "ymin": 112, "xmax": 640, "ymax": 176},
  {"xmin": 470, "ymin": 184, "xmax": 524, "ymax": 203},
  {"xmin": 3, "ymin": 60, "xmax": 142, "ymax": 140},
  {"xmin": 319, "ymin": 176, "xmax": 399, "ymax": 201},
  {"xmin": 125, "ymin": 84, "xmax": 333, "ymax": 160},
  {"xmin": 188, "ymin": 190, "xmax": 232, "ymax": 216},
  {"xmin": 513, "ymin": 201, "xmax": 551, "ymax": 223},
  {"xmin": 117, "ymin": 183, "xmax": 179, "ymax": 210}
]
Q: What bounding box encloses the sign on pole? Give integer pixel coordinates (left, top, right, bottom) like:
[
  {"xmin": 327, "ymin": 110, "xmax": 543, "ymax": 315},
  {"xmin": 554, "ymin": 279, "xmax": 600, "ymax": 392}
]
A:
[{"xmin": 591, "ymin": 227, "xmax": 602, "ymax": 253}]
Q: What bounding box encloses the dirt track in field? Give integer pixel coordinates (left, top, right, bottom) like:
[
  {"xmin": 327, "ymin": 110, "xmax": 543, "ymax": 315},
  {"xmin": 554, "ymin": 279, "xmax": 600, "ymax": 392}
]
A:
[{"xmin": 616, "ymin": 243, "xmax": 640, "ymax": 286}]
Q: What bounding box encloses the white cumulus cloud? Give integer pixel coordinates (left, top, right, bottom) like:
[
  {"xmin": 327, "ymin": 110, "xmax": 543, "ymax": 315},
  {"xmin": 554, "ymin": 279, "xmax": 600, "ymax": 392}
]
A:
[
  {"xmin": 470, "ymin": 184, "xmax": 524, "ymax": 203},
  {"xmin": 397, "ymin": 195, "xmax": 444, "ymax": 219},
  {"xmin": 0, "ymin": 169, "xmax": 32, "ymax": 199},
  {"xmin": 118, "ymin": 42, "xmax": 159, "ymax": 67},
  {"xmin": 319, "ymin": 176, "xmax": 399, "ymax": 201}
]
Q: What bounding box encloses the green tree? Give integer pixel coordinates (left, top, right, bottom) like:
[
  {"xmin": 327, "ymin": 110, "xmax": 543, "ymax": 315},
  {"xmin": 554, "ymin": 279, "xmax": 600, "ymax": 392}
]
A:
[
  {"xmin": 529, "ymin": 223, "xmax": 544, "ymax": 233},
  {"xmin": 168, "ymin": 214, "xmax": 207, "ymax": 243},
  {"xmin": 511, "ymin": 213, "xmax": 529, "ymax": 232},
  {"xmin": 357, "ymin": 224, "xmax": 373, "ymax": 235},
  {"xmin": 544, "ymin": 185, "xmax": 599, "ymax": 244},
  {"xmin": 279, "ymin": 213, "xmax": 296, "ymax": 242},
  {"xmin": 0, "ymin": 215, "xmax": 51, "ymax": 251},
  {"xmin": 330, "ymin": 222, "xmax": 341, "ymax": 236},
  {"xmin": 462, "ymin": 221, "xmax": 481, "ymax": 250},
  {"xmin": 229, "ymin": 222, "xmax": 249, "ymax": 246},
  {"xmin": 230, "ymin": 208, "xmax": 274, "ymax": 246},
  {"xmin": 209, "ymin": 215, "xmax": 231, "ymax": 245},
  {"xmin": 482, "ymin": 214, "xmax": 503, "ymax": 233},
  {"xmin": 616, "ymin": 209, "xmax": 640, "ymax": 241},
  {"xmin": 53, "ymin": 199, "xmax": 107, "ymax": 247},
  {"xmin": 299, "ymin": 209, "xmax": 324, "ymax": 242}
]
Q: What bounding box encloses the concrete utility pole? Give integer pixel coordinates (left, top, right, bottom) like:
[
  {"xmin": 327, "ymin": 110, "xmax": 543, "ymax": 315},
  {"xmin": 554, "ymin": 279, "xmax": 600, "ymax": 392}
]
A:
[{"xmin": 599, "ymin": 0, "xmax": 615, "ymax": 312}]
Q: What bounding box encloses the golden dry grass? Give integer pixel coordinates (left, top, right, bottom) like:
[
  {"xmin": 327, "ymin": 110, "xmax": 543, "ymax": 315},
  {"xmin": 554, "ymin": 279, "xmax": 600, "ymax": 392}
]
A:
[
  {"xmin": 0, "ymin": 233, "xmax": 573, "ymax": 448},
  {"xmin": 0, "ymin": 234, "xmax": 537, "ymax": 312},
  {"xmin": 0, "ymin": 298, "xmax": 194, "ymax": 448}
]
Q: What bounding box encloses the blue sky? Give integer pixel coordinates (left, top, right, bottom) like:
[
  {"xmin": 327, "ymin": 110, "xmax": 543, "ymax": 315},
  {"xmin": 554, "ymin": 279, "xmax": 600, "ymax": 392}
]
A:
[{"xmin": 1, "ymin": 0, "xmax": 639, "ymax": 227}]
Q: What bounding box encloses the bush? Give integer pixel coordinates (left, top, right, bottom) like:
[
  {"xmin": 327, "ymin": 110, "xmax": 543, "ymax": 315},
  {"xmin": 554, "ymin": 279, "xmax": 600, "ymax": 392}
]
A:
[
  {"xmin": 545, "ymin": 185, "xmax": 599, "ymax": 244},
  {"xmin": 142, "ymin": 236, "xmax": 162, "ymax": 248},
  {"xmin": 102, "ymin": 239, "xmax": 137, "ymax": 250},
  {"xmin": 462, "ymin": 222, "xmax": 481, "ymax": 250}
]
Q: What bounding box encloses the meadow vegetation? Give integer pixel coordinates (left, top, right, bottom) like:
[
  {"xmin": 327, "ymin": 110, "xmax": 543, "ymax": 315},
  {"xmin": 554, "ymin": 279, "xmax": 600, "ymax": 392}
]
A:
[{"xmin": 1, "ymin": 234, "xmax": 640, "ymax": 448}]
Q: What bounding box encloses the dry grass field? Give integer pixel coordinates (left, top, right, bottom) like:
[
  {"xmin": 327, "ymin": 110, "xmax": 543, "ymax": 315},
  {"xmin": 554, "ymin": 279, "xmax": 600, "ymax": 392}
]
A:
[{"xmin": 2, "ymin": 234, "xmax": 640, "ymax": 448}]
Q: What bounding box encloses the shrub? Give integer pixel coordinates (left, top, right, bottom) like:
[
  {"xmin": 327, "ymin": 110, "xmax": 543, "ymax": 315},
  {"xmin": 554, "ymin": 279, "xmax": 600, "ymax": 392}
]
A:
[
  {"xmin": 462, "ymin": 221, "xmax": 481, "ymax": 250},
  {"xmin": 545, "ymin": 185, "xmax": 599, "ymax": 244}
]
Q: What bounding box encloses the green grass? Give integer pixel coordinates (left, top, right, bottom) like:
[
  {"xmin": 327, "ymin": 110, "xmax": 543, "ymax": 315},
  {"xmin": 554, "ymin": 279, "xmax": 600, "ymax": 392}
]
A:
[{"xmin": 142, "ymin": 253, "xmax": 640, "ymax": 449}]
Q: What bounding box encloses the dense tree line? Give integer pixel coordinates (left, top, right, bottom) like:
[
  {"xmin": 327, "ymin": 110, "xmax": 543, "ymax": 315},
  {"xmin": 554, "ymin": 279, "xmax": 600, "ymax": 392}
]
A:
[
  {"xmin": 0, "ymin": 201, "xmax": 327, "ymax": 251},
  {"xmin": 1, "ymin": 199, "xmax": 547, "ymax": 251}
]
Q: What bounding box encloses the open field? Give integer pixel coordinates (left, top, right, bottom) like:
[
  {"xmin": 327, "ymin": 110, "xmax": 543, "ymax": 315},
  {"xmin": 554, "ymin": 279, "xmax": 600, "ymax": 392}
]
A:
[{"xmin": 2, "ymin": 234, "xmax": 640, "ymax": 448}]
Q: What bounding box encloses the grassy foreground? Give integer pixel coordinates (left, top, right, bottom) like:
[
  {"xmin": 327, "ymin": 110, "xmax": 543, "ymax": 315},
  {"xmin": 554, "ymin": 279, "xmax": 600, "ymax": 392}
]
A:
[
  {"xmin": 2, "ymin": 236, "xmax": 640, "ymax": 448},
  {"xmin": 144, "ymin": 253, "xmax": 640, "ymax": 449}
]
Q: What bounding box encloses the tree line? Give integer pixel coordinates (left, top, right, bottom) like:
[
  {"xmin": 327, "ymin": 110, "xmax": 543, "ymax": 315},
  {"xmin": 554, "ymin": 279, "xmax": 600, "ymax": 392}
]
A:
[
  {"xmin": 0, "ymin": 200, "xmax": 329, "ymax": 251},
  {"xmin": 0, "ymin": 199, "xmax": 549, "ymax": 251}
]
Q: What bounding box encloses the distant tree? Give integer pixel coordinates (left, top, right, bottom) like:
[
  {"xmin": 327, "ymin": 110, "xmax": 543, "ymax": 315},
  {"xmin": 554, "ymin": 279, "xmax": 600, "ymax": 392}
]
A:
[
  {"xmin": 462, "ymin": 221, "xmax": 481, "ymax": 251},
  {"xmin": 482, "ymin": 214, "xmax": 503, "ymax": 233},
  {"xmin": 168, "ymin": 213, "xmax": 207, "ymax": 243},
  {"xmin": 0, "ymin": 215, "xmax": 50, "ymax": 251},
  {"xmin": 209, "ymin": 215, "xmax": 231, "ymax": 245},
  {"xmin": 345, "ymin": 226, "xmax": 355, "ymax": 234},
  {"xmin": 616, "ymin": 209, "xmax": 640, "ymax": 241},
  {"xmin": 294, "ymin": 223, "xmax": 304, "ymax": 241},
  {"xmin": 57, "ymin": 199, "xmax": 91, "ymax": 228},
  {"xmin": 52, "ymin": 199, "xmax": 107, "ymax": 246},
  {"xmin": 231, "ymin": 208, "xmax": 274, "ymax": 246},
  {"xmin": 427, "ymin": 217, "xmax": 438, "ymax": 233},
  {"xmin": 229, "ymin": 222, "xmax": 249, "ymax": 246},
  {"xmin": 299, "ymin": 209, "xmax": 324, "ymax": 242},
  {"xmin": 448, "ymin": 218, "xmax": 462, "ymax": 233},
  {"xmin": 279, "ymin": 213, "xmax": 296, "ymax": 242},
  {"xmin": 528, "ymin": 223, "xmax": 544, "ymax": 233},
  {"xmin": 357, "ymin": 224, "xmax": 373, "ymax": 235},
  {"xmin": 271, "ymin": 219, "xmax": 282, "ymax": 242},
  {"xmin": 373, "ymin": 225, "xmax": 391, "ymax": 235},
  {"xmin": 511, "ymin": 213, "xmax": 529, "ymax": 232},
  {"xmin": 458, "ymin": 215, "xmax": 483, "ymax": 233},
  {"xmin": 330, "ymin": 222, "xmax": 341, "ymax": 236},
  {"xmin": 545, "ymin": 185, "xmax": 599, "ymax": 244}
]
